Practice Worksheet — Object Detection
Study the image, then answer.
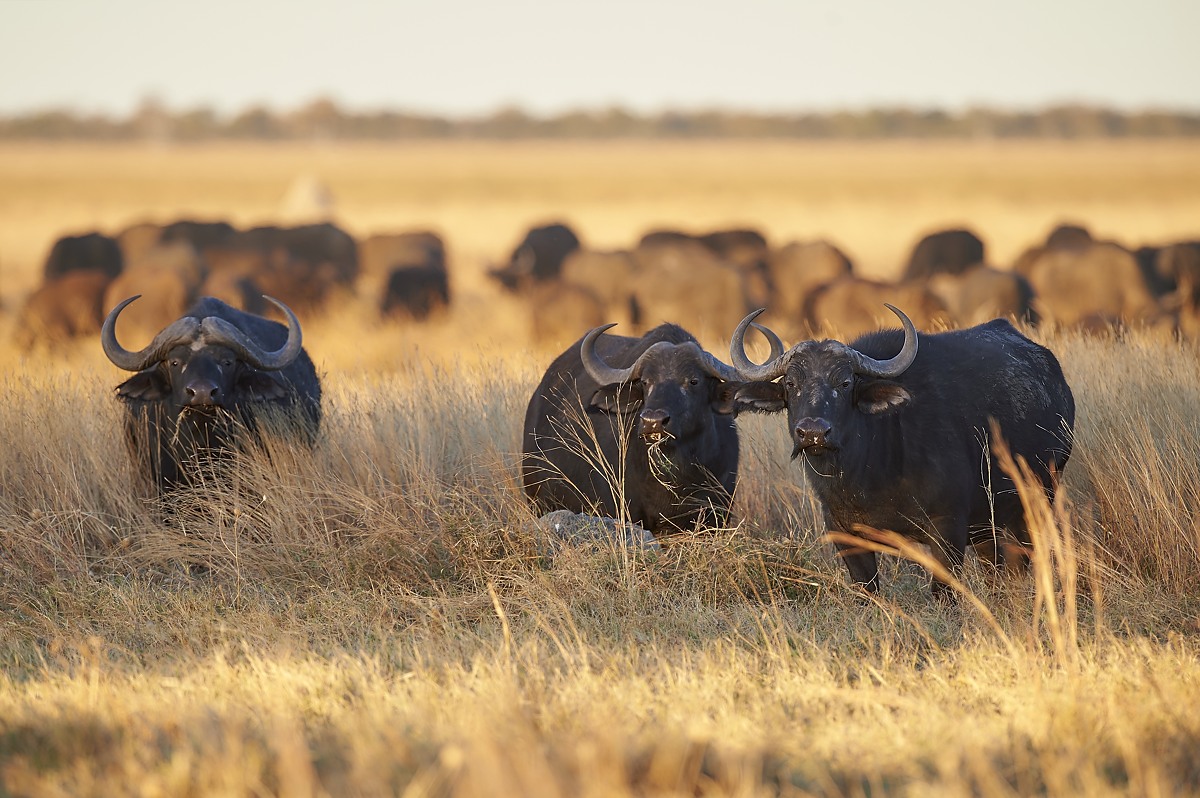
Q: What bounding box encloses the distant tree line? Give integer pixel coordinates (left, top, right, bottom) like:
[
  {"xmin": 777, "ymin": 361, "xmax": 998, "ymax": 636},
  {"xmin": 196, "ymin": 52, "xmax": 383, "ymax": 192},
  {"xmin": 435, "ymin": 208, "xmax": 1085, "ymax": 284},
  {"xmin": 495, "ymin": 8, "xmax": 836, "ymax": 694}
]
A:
[{"xmin": 3, "ymin": 97, "xmax": 1199, "ymax": 141}]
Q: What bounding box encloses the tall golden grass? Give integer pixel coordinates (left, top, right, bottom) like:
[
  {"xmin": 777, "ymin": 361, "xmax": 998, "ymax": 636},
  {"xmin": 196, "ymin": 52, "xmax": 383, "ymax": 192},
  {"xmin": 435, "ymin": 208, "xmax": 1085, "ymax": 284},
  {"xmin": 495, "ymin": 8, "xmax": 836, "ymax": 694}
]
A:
[
  {"xmin": 2, "ymin": 141, "xmax": 1200, "ymax": 795},
  {"xmin": 2, "ymin": 326, "xmax": 1200, "ymax": 795}
]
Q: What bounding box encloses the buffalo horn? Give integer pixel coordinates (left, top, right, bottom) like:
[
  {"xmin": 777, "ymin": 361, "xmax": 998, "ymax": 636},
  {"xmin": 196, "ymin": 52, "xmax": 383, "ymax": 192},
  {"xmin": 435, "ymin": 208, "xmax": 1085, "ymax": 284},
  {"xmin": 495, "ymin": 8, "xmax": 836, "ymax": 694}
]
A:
[
  {"xmin": 198, "ymin": 295, "xmax": 303, "ymax": 371},
  {"xmin": 694, "ymin": 347, "xmax": 744, "ymax": 383},
  {"xmin": 101, "ymin": 295, "xmax": 201, "ymax": 372},
  {"xmin": 849, "ymin": 304, "xmax": 918, "ymax": 378},
  {"xmin": 729, "ymin": 309, "xmax": 790, "ymax": 382},
  {"xmin": 580, "ymin": 324, "xmax": 639, "ymax": 385},
  {"xmin": 754, "ymin": 322, "xmax": 786, "ymax": 362}
]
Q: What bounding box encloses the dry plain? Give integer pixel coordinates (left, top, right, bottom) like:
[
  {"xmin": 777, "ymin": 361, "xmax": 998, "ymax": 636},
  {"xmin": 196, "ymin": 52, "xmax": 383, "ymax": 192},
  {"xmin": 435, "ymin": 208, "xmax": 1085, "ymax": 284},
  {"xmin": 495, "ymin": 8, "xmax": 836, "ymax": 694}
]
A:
[{"xmin": 1, "ymin": 140, "xmax": 1200, "ymax": 795}]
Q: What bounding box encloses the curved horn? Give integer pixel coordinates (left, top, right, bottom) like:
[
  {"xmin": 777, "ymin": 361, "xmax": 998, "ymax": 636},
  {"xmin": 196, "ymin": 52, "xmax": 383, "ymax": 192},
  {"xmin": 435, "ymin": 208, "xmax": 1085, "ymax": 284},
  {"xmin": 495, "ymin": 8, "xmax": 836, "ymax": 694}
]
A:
[
  {"xmin": 849, "ymin": 304, "xmax": 918, "ymax": 378},
  {"xmin": 580, "ymin": 324, "xmax": 636, "ymax": 385},
  {"xmin": 198, "ymin": 295, "xmax": 303, "ymax": 371},
  {"xmin": 752, "ymin": 321, "xmax": 785, "ymax": 362},
  {"xmin": 101, "ymin": 295, "xmax": 201, "ymax": 372},
  {"xmin": 690, "ymin": 342, "xmax": 744, "ymax": 383},
  {"xmin": 729, "ymin": 309, "xmax": 791, "ymax": 381}
]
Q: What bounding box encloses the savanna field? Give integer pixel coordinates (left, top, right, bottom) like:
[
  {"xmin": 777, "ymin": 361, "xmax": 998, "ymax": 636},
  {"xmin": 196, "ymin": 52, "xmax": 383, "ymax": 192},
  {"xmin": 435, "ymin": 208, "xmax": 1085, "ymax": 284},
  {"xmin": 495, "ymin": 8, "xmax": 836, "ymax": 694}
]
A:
[{"xmin": 2, "ymin": 140, "xmax": 1200, "ymax": 796}]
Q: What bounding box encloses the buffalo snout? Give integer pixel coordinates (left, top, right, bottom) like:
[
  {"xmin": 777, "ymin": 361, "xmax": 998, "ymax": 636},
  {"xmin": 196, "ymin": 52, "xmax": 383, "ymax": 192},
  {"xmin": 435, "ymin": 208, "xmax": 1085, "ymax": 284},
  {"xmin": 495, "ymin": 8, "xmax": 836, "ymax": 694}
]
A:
[
  {"xmin": 184, "ymin": 379, "xmax": 221, "ymax": 407},
  {"xmin": 639, "ymin": 408, "xmax": 671, "ymax": 440},
  {"xmin": 795, "ymin": 417, "xmax": 833, "ymax": 449}
]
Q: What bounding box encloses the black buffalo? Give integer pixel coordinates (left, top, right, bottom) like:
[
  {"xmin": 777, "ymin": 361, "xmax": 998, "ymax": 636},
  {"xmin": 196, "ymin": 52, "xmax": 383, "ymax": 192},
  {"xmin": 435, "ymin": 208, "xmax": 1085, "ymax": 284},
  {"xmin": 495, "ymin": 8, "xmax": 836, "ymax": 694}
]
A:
[
  {"xmin": 730, "ymin": 306, "xmax": 1075, "ymax": 597},
  {"xmin": 489, "ymin": 222, "xmax": 581, "ymax": 292},
  {"xmin": 381, "ymin": 263, "xmax": 450, "ymax": 321},
  {"xmin": 522, "ymin": 322, "xmax": 781, "ymax": 535},
  {"xmin": 43, "ymin": 232, "xmax": 124, "ymax": 282},
  {"xmin": 902, "ymin": 228, "xmax": 985, "ymax": 280},
  {"xmin": 102, "ymin": 295, "xmax": 322, "ymax": 494}
]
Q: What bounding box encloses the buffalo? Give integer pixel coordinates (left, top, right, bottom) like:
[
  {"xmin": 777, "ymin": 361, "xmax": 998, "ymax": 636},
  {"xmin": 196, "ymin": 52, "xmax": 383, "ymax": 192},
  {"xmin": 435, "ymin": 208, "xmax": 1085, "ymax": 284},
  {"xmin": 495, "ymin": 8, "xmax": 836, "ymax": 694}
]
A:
[
  {"xmin": 13, "ymin": 271, "xmax": 112, "ymax": 350},
  {"xmin": 157, "ymin": 220, "xmax": 237, "ymax": 252},
  {"xmin": 765, "ymin": 240, "xmax": 854, "ymax": 336},
  {"xmin": 730, "ymin": 305, "xmax": 1075, "ymax": 597},
  {"xmin": 102, "ymin": 295, "xmax": 322, "ymax": 494},
  {"xmin": 631, "ymin": 237, "xmax": 747, "ymax": 341},
  {"xmin": 527, "ymin": 281, "xmax": 606, "ymax": 346},
  {"xmin": 522, "ymin": 322, "xmax": 781, "ymax": 535},
  {"xmin": 103, "ymin": 242, "xmax": 207, "ymax": 344},
  {"xmin": 381, "ymin": 263, "xmax": 451, "ymax": 322},
  {"xmin": 927, "ymin": 264, "xmax": 1038, "ymax": 327},
  {"xmin": 488, "ymin": 222, "xmax": 581, "ymax": 292},
  {"xmin": 43, "ymin": 232, "xmax": 124, "ymax": 282},
  {"xmin": 359, "ymin": 230, "xmax": 447, "ymax": 302},
  {"xmin": 1024, "ymin": 242, "xmax": 1160, "ymax": 330},
  {"xmin": 199, "ymin": 223, "xmax": 358, "ymax": 314},
  {"xmin": 902, "ymin": 228, "xmax": 985, "ymax": 280},
  {"xmin": 560, "ymin": 249, "xmax": 641, "ymax": 330},
  {"xmin": 802, "ymin": 276, "xmax": 952, "ymax": 339}
]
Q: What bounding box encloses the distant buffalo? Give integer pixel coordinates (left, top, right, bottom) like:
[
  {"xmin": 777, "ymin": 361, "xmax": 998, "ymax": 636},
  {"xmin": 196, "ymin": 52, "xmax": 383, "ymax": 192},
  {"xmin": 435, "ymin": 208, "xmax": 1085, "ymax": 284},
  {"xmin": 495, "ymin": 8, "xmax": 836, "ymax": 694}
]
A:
[
  {"xmin": 13, "ymin": 271, "xmax": 112, "ymax": 350},
  {"xmin": 102, "ymin": 295, "xmax": 321, "ymax": 494},
  {"xmin": 102, "ymin": 242, "xmax": 207, "ymax": 344},
  {"xmin": 359, "ymin": 230, "xmax": 447, "ymax": 301},
  {"xmin": 201, "ymin": 223, "xmax": 358, "ymax": 313},
  {"xmin": 382, "ymin": 264, "xmax": 451, "ymax": 322},
  {"xmin": 527, "ymin": 281, "xmax": 606, "ymax": 346},
  {"xmin": 927, "ymin": 264, "xmax": 1038, "ymax": 327},
  {"xmin": 489, "ymin": 222, "xmax": 581, "ymax": 292},
  {"xmin": 636, "ymin": 227, "xmax": 772, "ymax": 310},
  {"xmin": 43, "ymin": 232, "xmax": 123, "ymax": 282},
  {"xmin": 1024, "ymin": 242, "xmax": 1160, "ymax": 329},
  {"xmin": 631, "ymin": 237, "xmax": 747, "ymax": 340},
  {"xmin": 158, "ymin": 220, "xmax": 237, "ymax": 252},
  {"xmin": 803, "ymin": 276, "xmax": 952, "ymax": 339},
  {"xmin": 560, "ymin": 249, "xmax": 641, "ymax": 330},
  {"xmin": 765, "ymin": 240, "xmax": 854, "ymax": 335},
  {"xmin": 731, "ymin": 305, "xmax": 1075, "ymax": 598},
  {"xmin": 902, "ymin": 228, "xmax": 985, "ymax": 280},
  {"xmin": 1012, "ymin": 223, "xmax": 1095, "ymax": 279},
  {"xmin": 522, "ymin": 322, "xmax": 781, "ymax": 534}
]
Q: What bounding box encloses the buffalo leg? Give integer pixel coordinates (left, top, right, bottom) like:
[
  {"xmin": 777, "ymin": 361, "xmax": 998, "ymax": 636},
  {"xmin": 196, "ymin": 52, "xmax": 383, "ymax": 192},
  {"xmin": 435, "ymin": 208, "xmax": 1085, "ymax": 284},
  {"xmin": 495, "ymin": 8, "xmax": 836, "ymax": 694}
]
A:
[
  {"xmin": 929, "ymin": 517, "xmax": 969, "ymax": 601},
  {"xmin": 832, "ymin": 534, "xmax": 880, "ymax": 593}
]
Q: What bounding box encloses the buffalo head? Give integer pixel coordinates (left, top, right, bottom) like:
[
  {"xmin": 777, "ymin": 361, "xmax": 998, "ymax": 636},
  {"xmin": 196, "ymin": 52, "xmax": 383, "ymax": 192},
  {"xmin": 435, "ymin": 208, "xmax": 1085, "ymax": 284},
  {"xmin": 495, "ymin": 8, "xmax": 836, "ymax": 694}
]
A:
[
  {"xmin": 580, "ymin": 322, "xmax": 783, "ymax": 446},
  {"xmin": 101, "ymin": 294, "xmax": 304, "ymax": 410},
  {"xmin": 729, "ymin": 305, "xmax": 918, "ymax": 460}
]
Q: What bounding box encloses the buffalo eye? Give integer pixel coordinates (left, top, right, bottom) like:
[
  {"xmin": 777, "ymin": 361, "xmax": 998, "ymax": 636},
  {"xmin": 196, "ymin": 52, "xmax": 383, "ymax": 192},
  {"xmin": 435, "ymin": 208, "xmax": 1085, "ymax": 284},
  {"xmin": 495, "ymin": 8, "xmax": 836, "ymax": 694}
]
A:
[
  {"xmin": 784, "ymin": 378, "xmax": 796, "ymax": 390},
  {"xmin": 221, "ymin": 358, "xmax": 234, "ymax": 367},
  {"xmin": 688, "ymin": 377, "xmax": 700, "ymax": 387},
  {"xmin": 169, "ymin": 359, "xmax": 181, "ymax": 368},
  {"xmin": 840, "ymin": 378, "xmax": 852, "ymax": 389}
]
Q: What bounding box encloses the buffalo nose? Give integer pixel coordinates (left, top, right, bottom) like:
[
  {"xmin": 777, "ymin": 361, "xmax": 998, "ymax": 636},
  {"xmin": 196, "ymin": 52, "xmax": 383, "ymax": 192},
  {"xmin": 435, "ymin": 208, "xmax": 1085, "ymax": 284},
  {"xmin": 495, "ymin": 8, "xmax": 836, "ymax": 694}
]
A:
[
  {"xmin": 640, "ymin": 408, "xmax": 670, "ymax": 436},
  {"xmin": 185, "ymin": 379, "xmax": 220, "ymax": 406},
  {"xmin": 795, "ymin": 417, "xmax": 832, "ymax": 447}
]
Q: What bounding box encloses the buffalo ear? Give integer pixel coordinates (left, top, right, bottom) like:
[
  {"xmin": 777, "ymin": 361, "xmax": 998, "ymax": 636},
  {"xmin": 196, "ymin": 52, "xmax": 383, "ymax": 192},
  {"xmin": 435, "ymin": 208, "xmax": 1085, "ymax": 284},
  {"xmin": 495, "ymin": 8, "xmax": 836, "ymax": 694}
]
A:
[
  {"xmin": 236, "ymin": 371, "xmax": 290, "ymax": 402},
  {"xmin": 731, "ymin": 381, "xmax": 787, "ymax": 414},
  {"xmin": 590, "ymin": 382, "xmax": 642, "ymax": 414},
  {"xmin": 856, "ymin": 380, "xmax": 912, "ymax": 414},
  {"xmin": 116, "ymin": 371, "xmax": 169, "ymax": 402}
]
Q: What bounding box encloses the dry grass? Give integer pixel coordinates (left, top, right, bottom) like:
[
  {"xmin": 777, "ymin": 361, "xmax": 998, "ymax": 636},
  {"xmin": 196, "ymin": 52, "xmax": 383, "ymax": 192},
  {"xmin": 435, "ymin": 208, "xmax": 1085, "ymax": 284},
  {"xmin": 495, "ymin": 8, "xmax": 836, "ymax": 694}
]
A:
[
  {"xmin": 1, "ymin": 141, "xmax": 1200, "ymax": 795},
  {"xmin": 2, "ymin": 328, "xmax": 1200, "ymax": 796}
]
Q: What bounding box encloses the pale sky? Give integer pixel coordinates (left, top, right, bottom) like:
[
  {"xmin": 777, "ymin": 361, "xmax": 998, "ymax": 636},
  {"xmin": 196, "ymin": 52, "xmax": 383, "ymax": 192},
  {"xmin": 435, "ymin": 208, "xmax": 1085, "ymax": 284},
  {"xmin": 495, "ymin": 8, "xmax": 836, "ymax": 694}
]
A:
[{"xmin": 1, "ymin": 0, "xmax": 1197, "ymax": 116}]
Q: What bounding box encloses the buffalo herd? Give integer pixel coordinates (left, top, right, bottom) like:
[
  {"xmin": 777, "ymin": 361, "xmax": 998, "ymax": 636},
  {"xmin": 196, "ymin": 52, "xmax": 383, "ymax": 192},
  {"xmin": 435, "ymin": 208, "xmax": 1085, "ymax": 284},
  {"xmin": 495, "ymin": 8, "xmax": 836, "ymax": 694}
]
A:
[{"xmin": 31, "ymin": 214, "xmax": 1200, "ymax": 599}]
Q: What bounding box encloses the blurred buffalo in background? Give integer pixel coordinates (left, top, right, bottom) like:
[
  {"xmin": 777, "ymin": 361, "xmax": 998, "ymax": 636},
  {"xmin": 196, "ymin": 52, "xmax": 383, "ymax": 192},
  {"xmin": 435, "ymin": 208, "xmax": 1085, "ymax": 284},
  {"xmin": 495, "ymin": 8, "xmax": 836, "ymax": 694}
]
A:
[
  {"xmin": 488, "ymin": 222, "xmax": 581, "ymax": 292},
  {"xmin": 103, "ymin": 242, "xmax": 207, "ymax": 344},
  {"xmin": 13, "ymin": 271, "xmax": 111, "ymax": 350},
  {"xmin": 362, "ymin": 231, "xmax": 451, "ymax": 322},
  {"xmin": 803, "ymin": 276, "xmax": 953, "ymax": 339},
  {"xmin": 42, "ymin": 231, "xmax": 124, "ymax": 282},
  {"xmin": 901, "ymin": 228, "xmax": 985, "ymax": 280}
]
